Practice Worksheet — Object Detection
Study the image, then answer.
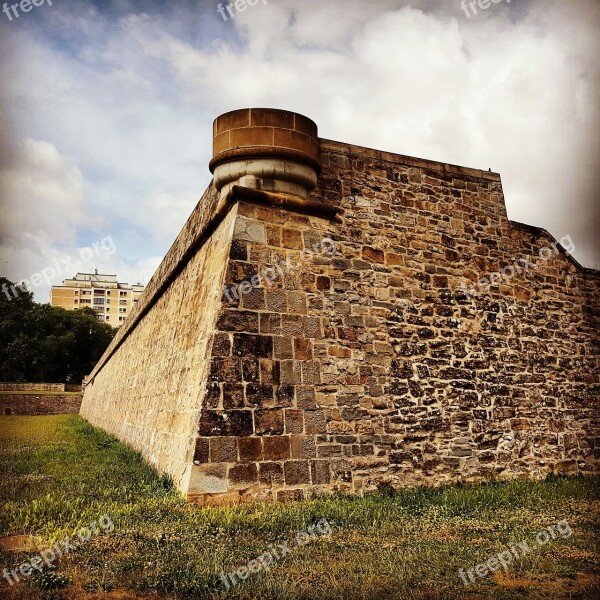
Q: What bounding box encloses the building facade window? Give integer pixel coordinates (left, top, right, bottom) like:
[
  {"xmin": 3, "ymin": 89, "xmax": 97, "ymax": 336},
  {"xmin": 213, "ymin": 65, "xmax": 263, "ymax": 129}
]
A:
[{"xmin": 49, "ymin": 273, "xmax": 145, "ymax": 321}]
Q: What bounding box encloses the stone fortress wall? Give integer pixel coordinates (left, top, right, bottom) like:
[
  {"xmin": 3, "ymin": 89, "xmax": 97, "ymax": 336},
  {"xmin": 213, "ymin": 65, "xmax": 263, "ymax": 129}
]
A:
[
  {"xmin": 81, "ymin": 108, "xmax": 600, "ymax": 504},
  {"xmin": 0, "ymin": 383, "xmax": 82, "ymax": 416}
]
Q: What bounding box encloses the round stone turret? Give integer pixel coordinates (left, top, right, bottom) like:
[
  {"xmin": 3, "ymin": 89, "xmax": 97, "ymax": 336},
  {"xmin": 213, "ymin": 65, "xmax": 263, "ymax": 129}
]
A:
[{"xmin": 209, "ymin": 108, "xmax": 320, "ymax": 200}]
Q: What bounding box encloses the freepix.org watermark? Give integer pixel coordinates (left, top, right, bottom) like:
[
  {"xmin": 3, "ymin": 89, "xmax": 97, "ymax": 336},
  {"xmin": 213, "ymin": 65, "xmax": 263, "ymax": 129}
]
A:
[
  {"xmin": 2, "ymin": 0, "xmax": 55, "ymax": 22},
  {"xmin": 2, "ymin": 514, "xmax": 115, "ymax": 586},
  {"xmin": 460, "ymin": 0, "xmax": 511, "ymax": 19},
  {"xmin": 458, "ymin": 520, "xmax": 572, "ymax": 586},
  {"xmin": 222, "ymin": 236, "xmax": 336, "ymax": 305},
  {"xmin": 2, "ymin": 236, "xmax": 117, "ymax": 302},
  {"xmin": 217, "ymin": 0, "xmax": 267, "ymax": 22},
  {"xmin": 460, "ymin": 234, "xmax": 575, "ymax": 301},
  {"xmin": 220, "ymin": 519, "xmax": 332, "ymax": 591}
]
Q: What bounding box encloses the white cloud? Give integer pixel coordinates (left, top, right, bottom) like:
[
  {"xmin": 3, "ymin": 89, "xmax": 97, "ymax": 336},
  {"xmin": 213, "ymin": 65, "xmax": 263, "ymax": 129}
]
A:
[
  {"xmin": 136, "ymin": 190, "xmax": 201, "ymax": 241},
  {"xmin": 1, "ymin": 138, "xmax": 88, "ymax": 241},
  {"xmin": 0, "ymin": 121, "xmax": 93, "ymax": 300},
  {"xmin": 0, "ymin": 0, "xmax": 598, "ymax": 291}
]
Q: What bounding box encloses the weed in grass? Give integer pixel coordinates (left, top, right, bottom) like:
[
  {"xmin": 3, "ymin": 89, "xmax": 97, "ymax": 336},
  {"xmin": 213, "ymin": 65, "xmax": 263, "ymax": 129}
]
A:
[
  {"xmin": 83, "ymin": 579, "xmax": 115, "ymax": 592},
  {"xmin": 29, "ymin": 568, "xmax": 70, "ymax": 591},
  {"xmin": 138, "ymin": 569, "xmax": 223, "ymax": 597}
]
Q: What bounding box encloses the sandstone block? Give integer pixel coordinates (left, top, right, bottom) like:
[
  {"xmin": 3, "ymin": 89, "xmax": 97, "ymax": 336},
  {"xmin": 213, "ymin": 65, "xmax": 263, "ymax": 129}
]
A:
[
  {"xmin": 233, "ymin": 334, "xmax": 273, "ymax": 358},
  {"xmin": 255, "ymin": 409, "xmax": 285, "ymax": 436},
  {"xmin": 290, "ymin": 435, "xmax": 317, "ymax": 459},
  {"xmin": 285, "ymin": 409, "xmax": 304, "ymax": 434},
  {"xmin": 311, "ymin": 459, "xmax": 331, "ymax": 484},
  {"xmin": 229, "ymin": 463, "xmax": 259, "ymax": 485},
  {"xmin": 239, "ymin": 437, "xmax": 264, "ymax": 461},
  {"xmin": 263, "ymin": 436, "xmax": 291, "ymax": 460},
  {"xmin": 259, "ymin": 462, "xmax": 285, "ymax": 486},
  {"xmin": 189, "ymin": 465, "xmax": 228, "ymax": 494},
  {"xmin": 284, "ymin": 460, "xmax": 311, "ymax": 485},
  {"xmin": 210, "ymin": 437, "xmax": 238, "ymax": 462}
]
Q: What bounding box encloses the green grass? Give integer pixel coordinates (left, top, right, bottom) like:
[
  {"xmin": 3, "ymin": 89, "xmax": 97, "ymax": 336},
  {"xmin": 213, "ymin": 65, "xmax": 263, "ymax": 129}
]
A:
[{"xmin": 0, "ymin": 415, "xmax": 598, "ymax": 599}]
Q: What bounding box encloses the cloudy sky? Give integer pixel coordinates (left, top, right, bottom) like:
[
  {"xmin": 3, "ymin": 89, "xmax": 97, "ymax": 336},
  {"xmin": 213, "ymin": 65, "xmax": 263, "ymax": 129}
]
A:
[{"xmin": 1, "ymin": 0, "xmax": 599, "ymax": 302}]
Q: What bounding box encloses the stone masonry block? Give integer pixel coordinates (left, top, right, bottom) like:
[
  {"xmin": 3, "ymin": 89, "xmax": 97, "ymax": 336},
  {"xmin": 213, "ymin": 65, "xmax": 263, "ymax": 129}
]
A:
[
  {"xmin": 284, "ymin": 460, "xmax": 311, "ymax": 485},
  {"xmin": 199, "ymin": 410, "xmax": 254, "ymax": 437},
  {"xmin": 209, "ymin": 359, "xmax": 241, "ymax": 383},
  {"xmin": 193, "ymin": 437, "xmax": 209, "ymax": 464},
  {"xmin": 282, "ymin": 315, "xmax": 304, "ymax": 336},
  {"xmin": 316, "ymin": 276, "xmax": 331, "ymax": 291},
  {"xmin": 281, "ymin": 360, "xmax": 303, "ymax": 385},
  {"xmin": 275, "ymin": 385, "xmax": 295, "ymax": 407},
  {"xmin": 311, "ymin": 460, "xmax": 331, "ymax": 484},
  {"xmin": 260, "ymin": 359, "xmax": 280, "ymax": 384},
  {"xmin": 266, "ymin": 224, "xmax": 282, "ymax": 247},
  {"xmin": 285, "ymin": 409, "xmax": 304, "ymax": 434},
  {"xmin": 304, "ymin": 316, "xmax": 322, "ymax": 339},
  {"xmin": 274, "ymin": 337, "xmax": 294, "ymax": 359},
  {"xmin": 301, "ymin": 361, "xmax": 321, "ymax": 385},
  {"xmin": 290, "ymin": 435, "xmax": 317, "ymax": 459},
  {"xmin": 217, "ymin": 310, "xmax": 259, "ymax": 333},
  {"xmin": 210, "ymin": 437, "xmax": 238, "ymax": 462},
  {"xmin": 245, "ymin": 384, "xmax": 274, "ymax": 406},
  {"xmin": 223, "ymin": 384, "xmax": 244, "ymax": 409},
  {"xmin": 255, "ymin": 409, "xmax": 285, "ymax": 436},
  {"xmin": 266, "ymin": 290, "xmax": 287, "ymax": 312},
  {"xmin": 282, "ymin": 228, "xmax": 303, "ymax": 249},
  {"xmin": 229, "ymin": 463, "xmax": 259, "ymax": 486},
  {"xmin": 259, "ymin": 462, "xmax": 285, "ymax": 486},
  {"xmin": 239, "ymin": 437, "xmax": 264, "ymax": 461},
  {"xmin": 287, "ymin": 291, "xmax": 307, "ymax": 313},
  {"xmin": 294, "ymin": 338, "xmax": 312, "ymax": 361},
  {"xmin": 234, "ymin": 217, "xmax": 266, "ymax": 244},
  {"xmin": 296, "ymin": 386, "xmax": 316, "ymax": 409},
  {"xmin": 260, "ymin": 313, "xmax": 282, "ymax": 335},
  {"xmin": 212, "ymin": 334, "xmax": 232, "ymax": 357},
  {"xmin": 229, "ymin": 240, "xmax": 248, "ymax": 261},
  {"xmin": 241, "ymin": 287, "xmax": 266, "ymax": 311},
  {"xmin": 263, "ymin": 436, "xmax": 291, "ymax": 460},
  {"xmin": 241, "ymin": 357, "xmax": 260, "ymax": 382},
  {"xmin": 362, "ymin": 246, "xmax": 385, "ymax": 263},
  {"xmin": 205, "ymin": 382, "xmax": 221, "ymax": 408},
  {"xmin": 233, "ymin": 334, "xmax": 273, "ymax": 358},
  {"xmin": 189, "ymin": 465, "xmax": 228, "ymax": 494},
  {"xmin": 305, "ymin": 410, "xmax": 327, "ymax": 434}
]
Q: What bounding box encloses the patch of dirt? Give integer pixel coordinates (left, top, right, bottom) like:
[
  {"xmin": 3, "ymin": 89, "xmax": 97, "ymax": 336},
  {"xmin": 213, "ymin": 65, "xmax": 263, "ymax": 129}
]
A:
[
  {"xmin": 0, "ymin": 535, "xmax": 40, "ymax": 552},
  {"xmin": 493, "ymin": 570, "xmax": 600, "ymax": 597}
]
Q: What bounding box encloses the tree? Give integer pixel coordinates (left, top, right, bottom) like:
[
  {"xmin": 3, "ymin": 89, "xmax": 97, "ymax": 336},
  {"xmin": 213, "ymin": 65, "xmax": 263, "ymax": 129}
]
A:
[{"xmin": 0, "ymin": 277, "xmax": 117, "ymax": 383}]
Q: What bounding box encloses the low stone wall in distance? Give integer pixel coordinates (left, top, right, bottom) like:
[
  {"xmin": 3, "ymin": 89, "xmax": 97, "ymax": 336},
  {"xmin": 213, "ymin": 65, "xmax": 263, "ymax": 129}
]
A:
[
  {"xmin": 0, "ymin": 393, "xmax": 83, "ymax": 416},
  {"xmin": 0, "ymin": 382, "xmax": 66, "ymax": 392}
]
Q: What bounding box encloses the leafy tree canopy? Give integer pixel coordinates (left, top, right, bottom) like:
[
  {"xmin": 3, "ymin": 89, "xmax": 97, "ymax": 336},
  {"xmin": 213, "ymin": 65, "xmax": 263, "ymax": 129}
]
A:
[{"xmin": 0, "ymin": 277, "xmax": 117, "ymax": 383}]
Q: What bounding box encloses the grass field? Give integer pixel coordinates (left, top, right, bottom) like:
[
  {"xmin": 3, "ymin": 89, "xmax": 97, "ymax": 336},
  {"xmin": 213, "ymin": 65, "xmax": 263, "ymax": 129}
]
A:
[{"xmin": 0, "ymin": 415, "xmax": 598, "ymax": 599}]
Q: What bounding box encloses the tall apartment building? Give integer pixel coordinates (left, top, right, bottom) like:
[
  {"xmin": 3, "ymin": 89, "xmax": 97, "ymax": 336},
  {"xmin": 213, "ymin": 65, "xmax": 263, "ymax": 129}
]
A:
[{"xmin": 50, "ymin": 271, "xmax": 144, "ymax": 327}]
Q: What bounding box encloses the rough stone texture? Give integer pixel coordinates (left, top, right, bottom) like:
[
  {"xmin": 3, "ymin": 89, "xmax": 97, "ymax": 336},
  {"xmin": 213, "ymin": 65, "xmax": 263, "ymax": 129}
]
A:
[
  {"xmin": 80, "ymin": 184, "xmax": 238, "ymax": 491},
  {"xmin": 188, "ymin": 140, "xmax": 599, "ymax": 504},
  {"xmin": 0, "ymin": 393, "xmax": 82, "ymax": 416},
  {"xmin": 81, "ymin": 133, "xmax": 600, "ymax": 504},
  {"xmin": 0, "ymin": 383, "xmax": 66, "ymax": 392}
]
